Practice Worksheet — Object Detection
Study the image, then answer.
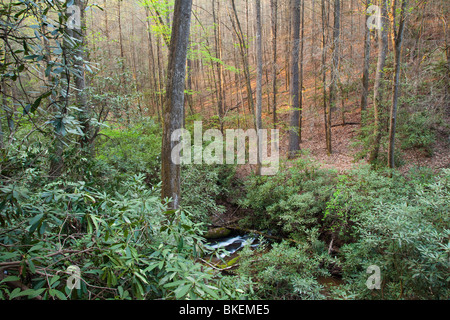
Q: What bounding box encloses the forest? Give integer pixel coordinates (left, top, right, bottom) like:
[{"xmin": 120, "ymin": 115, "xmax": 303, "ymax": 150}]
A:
[{"xmin": 0, "ymin": 0, "xmax": 449, "ymax": 301}]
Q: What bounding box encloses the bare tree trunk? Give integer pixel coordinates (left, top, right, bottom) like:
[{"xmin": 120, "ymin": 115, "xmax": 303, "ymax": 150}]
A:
[
  {"xmin": 328, "ymin": 0, "xmax": 340, "ymax": 155},
  {"xmin": 321, "ymin": 0, "xmax": 330, "ymax": 155},
  {"xmin": 73, "ymin": 0, "xmax": 90, "ymax": 149},
  {"xmin": 212, "ymin": 0, "xmax": 224, "ymax": 132},
  {"xmin": 117, "ymin": 0, "xmax": 129, "ymax": 124},
  {"xmin": 145, "ymin": 6, "xmax": 161, "ymax": 121},
  {"xmin": 103, "ymin": 0, "xmax": 112, "ymax": 60},
  {"xmin": 256, "ymin": 0, "xmax": 263, "ymax": 174},
  {"xmin": 361, "ymin": 0, "xmax": 372, "ymax": 116},
  {"xmin": 299, "ymin": 0, "xmax": 305, "ymax": 142},
  {"xmin": 230, "ymin": 0, "xmax": 256, "ymax": 129},
  {"xmin": 288, "ymin": 0, "xmax": 301, "ymax": 158},
  {"xmin": 161, "ymin": 0, "xmax": 193, "ymax": 210},
  {"xmin": 270, "ymin": 0, "xmax": 278, "ymax": 129},
  {"xmin": 369, "ymin": 0, "xmax": 389, "ymax": 164},
  {"xmin": 388, "ymin": 0, "xmax": 408, "ymax": 169}
]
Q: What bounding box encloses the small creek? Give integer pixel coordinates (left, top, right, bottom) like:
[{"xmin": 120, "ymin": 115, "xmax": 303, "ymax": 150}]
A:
[{"xmin": 204, "ymin": 232, "xmax": 260, "ymax": 259}]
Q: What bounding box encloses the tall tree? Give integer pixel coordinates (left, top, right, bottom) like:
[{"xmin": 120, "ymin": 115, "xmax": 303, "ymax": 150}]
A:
[
  {"xmin": 328, "ymin": 0, "xmax": 340, "ymax": 155},
  {"xmin": 255, "ymin": 0, "xmax": 263, "ymax": 174},
  {"xmin": 369, "ymin": 0, "xmax": 389, "ymax": 164},
  {"xmin": 73, "ymin": 0, "xmax": 90, "ymax": 149},
  {"xmin": 212, "ymin": 0, "xmax": 225, "ymax": 132},
  {"xmin": 270, "ymin": 0, "xmax": 278, "ymax": 129},
  {"xmin": 298, "ymin": 0, "xmax": 305, "ymax": 142},
  {"xmin": 388, "ymin": 0, "xmax": 408, "ymax": 169},
  {"xmin": 321, "ymin": 0, "xmax": 330, "ymax": 156},
  {"xmin": 361, "ymin": 0, "xmax": 372, "ymax": 116},
  {"xmin": 230, "ymin": 0, "xmax": 256, "ymax": 129},
  {"xmin": 288, "ymin": 0, "xmax": 301, "ymax": 158},
  {"xmin": 161, "ymin": 0, "xmax": 193, "ymax": 210}
]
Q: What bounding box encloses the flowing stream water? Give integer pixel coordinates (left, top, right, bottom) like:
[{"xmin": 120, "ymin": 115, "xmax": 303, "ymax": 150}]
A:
[{"xmin": 205, "ymin": 233, "xmax": 259, "ymax": 258}]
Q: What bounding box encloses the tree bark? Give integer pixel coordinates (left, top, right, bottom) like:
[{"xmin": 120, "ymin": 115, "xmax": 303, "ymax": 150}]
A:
[
  {"xmin": 321, "ymin": 0, "xmax": 330, "ymax": 156},
  {"xmin": 288, "ymin": 0, "xmax": 301, "ymax": 159},
  {"xmin": 212, "ymin": 0, "xmax": 224, "ymax": 132},
  {"xmin": 361, "ymin": 0, "xmax": 372, "ymax": 116},
  {"xmin": 328, "ymin": 0, "xmax": 340, "ymax": 155},
  {"xmin": 388, "ymin": 0, "xmax": 407, "ymax": 169},
  {"xmin": 73, "ymin": 0, "xmax": 90, "ymax": 149},
  {"xmin": 161, "ymin": 0, "xmax": 193, "ymax": 210},
  {"xmin": 270, "ymin": 0, "xmax": 278, "ymax": 129},
  {"xmin": 256, "ymin": 0, "xmax": 263, "ymax": 174},
  {"xmin": 299, "ymin": 0, "xmax": 305, "ymax": 142},
  {"xmin": 369, "ymin": 0, "xmax": 389, "ymax": 164}
]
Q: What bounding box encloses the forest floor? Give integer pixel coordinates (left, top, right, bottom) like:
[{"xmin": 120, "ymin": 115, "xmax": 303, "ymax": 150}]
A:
[{"xmin": 231, "ymin": 103, "xmax": 450, "ymax": 183}]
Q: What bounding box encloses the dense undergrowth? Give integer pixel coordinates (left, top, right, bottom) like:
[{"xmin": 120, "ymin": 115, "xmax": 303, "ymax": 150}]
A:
[
  {"xmin": 1, "ymin": 119, "xmax": 449, "ymax": 300},
  {"xmin": 0, "ymin": 120, "xmax": 250, "ymax": 300},
  {"xmin": 237, "ymin": 159, "xmax": 450, "ymax": 300}
]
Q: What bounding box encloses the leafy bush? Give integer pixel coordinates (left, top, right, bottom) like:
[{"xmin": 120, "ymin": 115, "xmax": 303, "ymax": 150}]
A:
[
  {"xmin": 397, "ymin": 110, "xmax": 436, "ymax": 154},
  {"xmin": 237, "ymin": 230, "xmax": 336, "ymax": 300},
  {"xmin": 181, "ymin": 163, "xmax": 236, "ymax": 227},
  {"xmin": 0, "ymin": 174, "xmax": 251, "ymax": 300},
  {"xmin": 326, "ymin": 168, "xmax": 450, "ymax": 299},
  {"xmin": 95, "ymin": 119, "xmax": 162, "ymax": 187},
  {"xmin": 238, "ymin": 157, "xmax": 337, "ymax": 240}
]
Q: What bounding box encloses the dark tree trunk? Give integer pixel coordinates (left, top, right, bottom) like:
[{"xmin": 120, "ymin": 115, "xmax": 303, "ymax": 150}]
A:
[
  {"xmin": 288, "ymin": 0, "xmax": 301, "ymax": 158},
  {"xmin": 161, "ymin": 0, "xmax": 193, "ymax": 210}
]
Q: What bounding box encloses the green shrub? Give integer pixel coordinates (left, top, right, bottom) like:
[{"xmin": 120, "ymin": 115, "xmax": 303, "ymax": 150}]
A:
[
  {"xmin": 332, "ymin": 168, "xmax": 450, "ymax": 299},
  {"xmin": 239, "ymin": 156, "xmax": 337, "ymax": 240},
  {"xmin": 95, "ymin": 118, "xmax": 162, "ymax": 187},
  {"xmin": 181, "ymin": 163, "xmax": 236, "ymax": 227},
  {"xmin": 0, "ymin": 174, "xmax": 251, "ymax": 300},
  {"xmin": 237, "ymin": 229, "xmax": 336, "ymax": 300},
  {"xmin": 397, "ymin": 110, "xmax": 436, "ymax": 154}
]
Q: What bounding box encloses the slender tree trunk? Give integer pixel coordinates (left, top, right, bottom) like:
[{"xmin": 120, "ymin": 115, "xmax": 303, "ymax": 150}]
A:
[
  {"xmin": 288, "ymin": 0, "xmax": 301, "ymax": 159},
  {"xmin": 369, "ymin": 0, "xmax": 389, "ymax": 164},
  {"xmin": 299, "ymin": 0, "xmax": 305, "ymax": 142},
  {"xmin": 270, "ymin": 0, "xmax": 278, "ymax": 129},
  {"xmin": 256, "ymin": 0, "xmax": 263, "ymax": 174},
  {"xmin": 212, "ymin": 0, "xmax": 224, "ymax": 132},
  {"xmin": 145, "ymin": 6, "xmax": 161, "ymax": 120},
  {"xmin": 388, "ymin": 0, "xmax": 407, "ymax": 169},
  {"xmin": 230, "ymin": 0, "xmax": 256, "ymax": 129},
  {"xmin": 103, "ymin": 0, "xmax": 111, "ymax": 60},
  {"xmin": 117, "ymin": 0, "xmax": 129, "ymax": 124},
  {"xmin": 161, "ymin": 0, "xmax": 193, "ymax": 210},
  {"xmin": 361, "ymin": 0, "xmax": 372, "ymax": 116},
  {"xmin": 321, "ymin": 0, "xmax": 330, "ymax": 155},
  {"xmin": 0, "ymin": 80, "xmax": 6, "ymax": 149},
  {"xmin": 157, "ymin": 35, "xmax": 165, "ymax": 121},
  {"xmin": 50, "ymin": 12, "xmax": 74, "ymax": 178},
  {"xmin": 73, "ymin": 0, "xmax": 90, "ymax": 149},
  {"xmin": 328, "ymin": 0, "xmax": 340, "ymax": 155}
]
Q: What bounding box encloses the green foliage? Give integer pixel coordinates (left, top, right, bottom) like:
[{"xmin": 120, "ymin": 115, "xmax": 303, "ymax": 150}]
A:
[
  {"xmin": 324, "ymin": 167, "xmax": 450, "ymax": 299},
  {"xmin": 181, "ymin": 164, "xmax": 235, "ymax": 227},
  {"xmin": 237, "ymin": 232, "xmax": 336, "ymax": 300},
  {"xmin": 239, "ymin": 156, "xmax": 337, "ymax": 240},
  {"xmin": 95, "ymin": 119, "xmax": 162, "ymax": 187},
  {"xmin": 397, "ymin": 110, "xmax": 436, "ymax": 154},
  {"xmin": 0, "ymin": 174, "xmax": 250, "ymax": 300}
]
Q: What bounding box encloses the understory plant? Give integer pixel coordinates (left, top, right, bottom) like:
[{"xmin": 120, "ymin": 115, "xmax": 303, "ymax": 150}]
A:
[{"xmin": 0, "ymin": 174, "xmax": 252, "ymax": 300}]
